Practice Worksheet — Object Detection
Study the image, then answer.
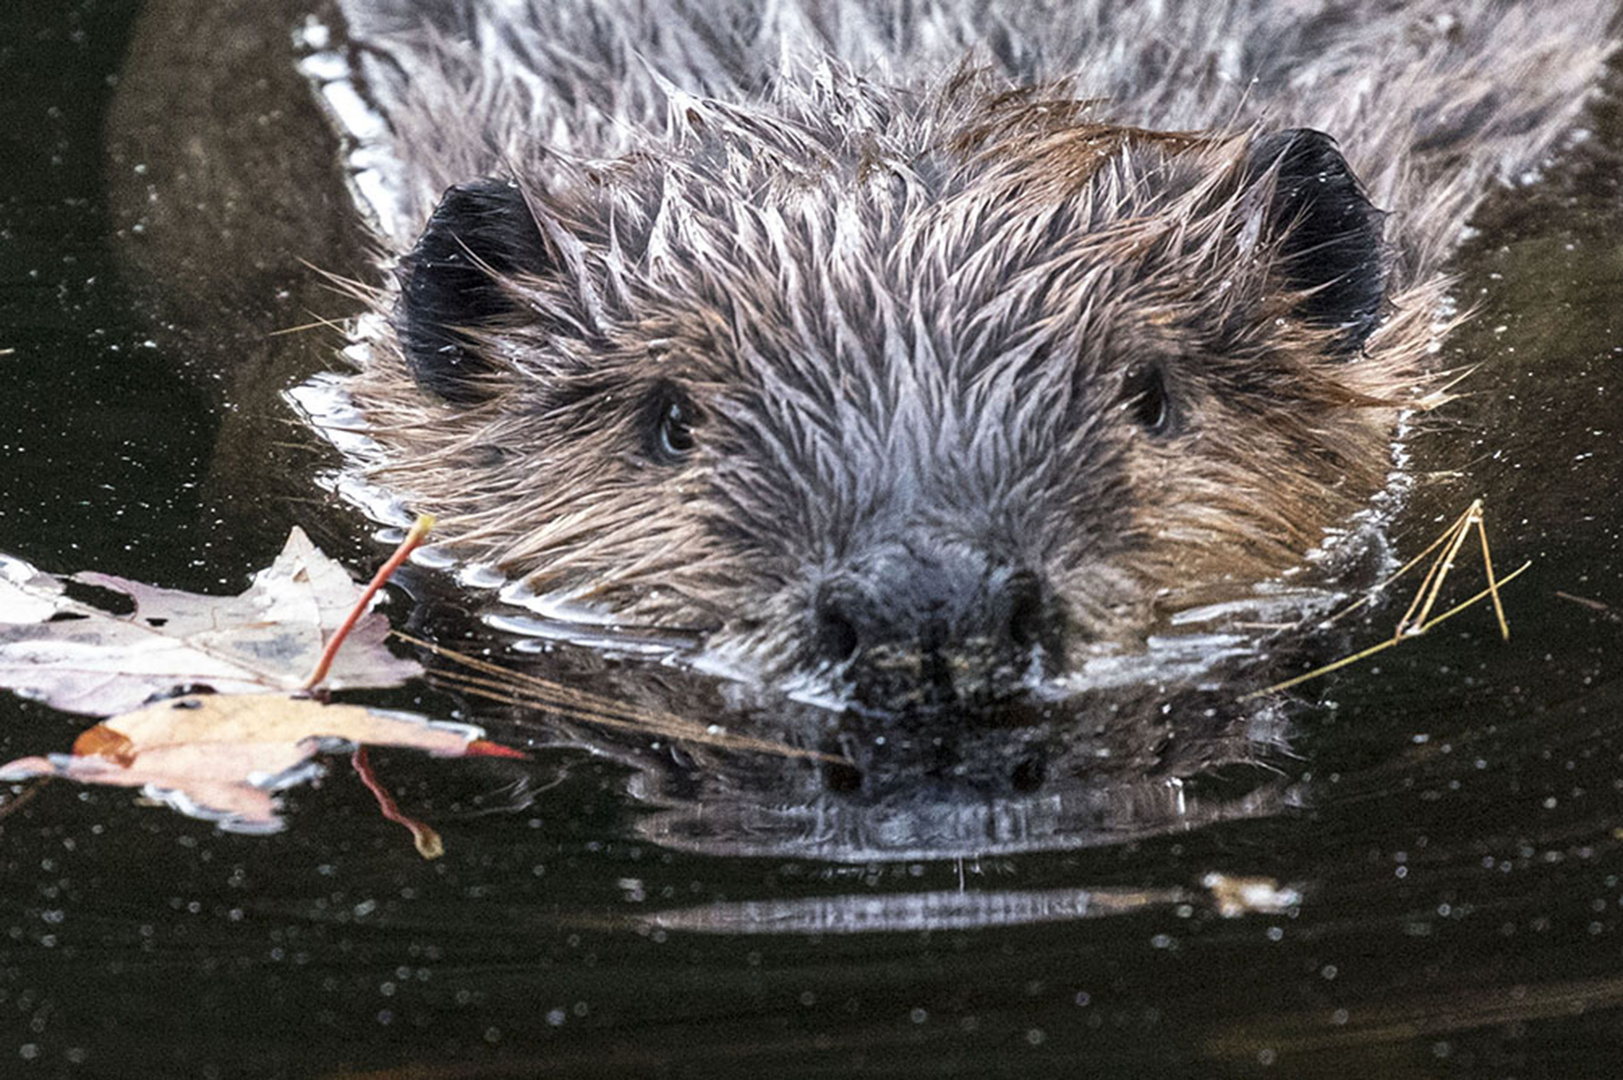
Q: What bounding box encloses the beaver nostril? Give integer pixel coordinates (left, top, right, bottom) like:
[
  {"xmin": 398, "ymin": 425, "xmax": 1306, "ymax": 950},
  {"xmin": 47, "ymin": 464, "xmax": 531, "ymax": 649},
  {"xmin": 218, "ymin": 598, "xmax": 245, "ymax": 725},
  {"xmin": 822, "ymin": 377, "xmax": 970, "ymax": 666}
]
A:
[
  {"xmin": 823, "ymin": 759, "xmax": 863, "ymax": 793},
  {"xmin": 814, "ymin": 596, "xmax": 861, "ymax": 664},
  {"xmin": 1009, "ymin": 753, "xmax": 1047, "ymax": 792},
  {"xmin": 1006, "ymin": 570, "xmax": 1047, "ymax": 650}
]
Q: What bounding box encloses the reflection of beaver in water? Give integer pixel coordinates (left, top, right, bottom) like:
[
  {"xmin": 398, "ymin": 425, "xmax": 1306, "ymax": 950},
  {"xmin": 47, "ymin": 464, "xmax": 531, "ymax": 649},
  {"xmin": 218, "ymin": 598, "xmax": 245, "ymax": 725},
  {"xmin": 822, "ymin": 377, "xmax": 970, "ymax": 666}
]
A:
[{"xmin": 318, "ymin": 1, "xmax": 1615, "ymax": 708}]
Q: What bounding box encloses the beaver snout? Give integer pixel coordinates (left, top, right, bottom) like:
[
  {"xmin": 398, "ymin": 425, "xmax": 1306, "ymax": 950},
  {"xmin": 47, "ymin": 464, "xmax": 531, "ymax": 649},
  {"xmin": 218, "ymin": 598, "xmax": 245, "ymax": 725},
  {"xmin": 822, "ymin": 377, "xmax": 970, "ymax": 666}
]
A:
[{"xmin": 810, "ymin": 539, "xmax": 1064, "ymax": 709}]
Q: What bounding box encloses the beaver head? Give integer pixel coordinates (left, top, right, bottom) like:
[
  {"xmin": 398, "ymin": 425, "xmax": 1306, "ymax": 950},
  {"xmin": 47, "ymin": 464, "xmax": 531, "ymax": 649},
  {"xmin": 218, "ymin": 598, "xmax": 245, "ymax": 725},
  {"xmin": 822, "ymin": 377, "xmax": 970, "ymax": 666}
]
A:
[{"xmin": 362, "ymin": 79, "xmax": 1433, "ymax": 710}]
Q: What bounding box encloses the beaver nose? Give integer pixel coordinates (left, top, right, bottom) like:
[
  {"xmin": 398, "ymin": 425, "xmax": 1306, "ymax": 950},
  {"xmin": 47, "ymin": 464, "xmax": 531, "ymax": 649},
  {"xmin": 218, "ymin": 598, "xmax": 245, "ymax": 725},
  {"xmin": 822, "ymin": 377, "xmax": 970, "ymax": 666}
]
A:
[{"xmin": 811, "ymin": 549, "xmax": 1061, "ymax": 704}]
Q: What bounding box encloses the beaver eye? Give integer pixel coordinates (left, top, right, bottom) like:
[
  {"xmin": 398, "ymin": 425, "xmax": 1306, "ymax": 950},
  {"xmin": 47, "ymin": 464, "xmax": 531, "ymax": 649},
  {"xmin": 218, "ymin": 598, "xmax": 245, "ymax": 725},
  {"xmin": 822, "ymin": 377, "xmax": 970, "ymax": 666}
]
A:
[
  {"xmin": 1120, "ymin": 362, "xmax": 1173, "ymax": 435},
  {"xmin": 647, "ymin": 386, "xmax": 696, "ymax": 463}
]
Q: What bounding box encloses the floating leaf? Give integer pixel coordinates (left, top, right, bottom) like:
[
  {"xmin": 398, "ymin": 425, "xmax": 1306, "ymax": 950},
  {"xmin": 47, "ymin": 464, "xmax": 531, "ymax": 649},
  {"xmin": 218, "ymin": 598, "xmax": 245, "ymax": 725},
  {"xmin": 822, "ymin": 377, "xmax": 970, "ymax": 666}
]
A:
[
  {"xmin": 0, "ymin": 693, "xmax": 524, "ymax": 832},
  {"xmin": 0, "ymin": 528, "xmax": 421, "ymax": 716},
  {"xmin": 1201, "ymin": 872, "xmax": 1303, "ymax": 917}
]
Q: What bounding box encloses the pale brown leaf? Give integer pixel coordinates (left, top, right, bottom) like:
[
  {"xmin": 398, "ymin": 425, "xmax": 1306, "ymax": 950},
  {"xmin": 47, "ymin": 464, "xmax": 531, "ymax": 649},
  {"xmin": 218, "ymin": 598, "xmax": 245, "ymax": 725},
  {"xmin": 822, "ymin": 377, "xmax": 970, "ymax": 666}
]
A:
[
  {"xmin": 0, "ymin": 528, "xmax": 421, "ymax": 715},
  {"xmin": 0, "ymin": 693, "xmax": 515, "ymax": 832}
]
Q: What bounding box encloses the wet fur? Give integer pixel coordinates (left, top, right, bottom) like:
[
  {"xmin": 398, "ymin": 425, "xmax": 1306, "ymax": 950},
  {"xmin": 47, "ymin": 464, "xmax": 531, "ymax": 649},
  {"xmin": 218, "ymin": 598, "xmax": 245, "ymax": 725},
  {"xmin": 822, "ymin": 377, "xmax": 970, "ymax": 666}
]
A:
[{"xmin": 319, "ymin": 1, "xmax": 1615, "ymax": 694}]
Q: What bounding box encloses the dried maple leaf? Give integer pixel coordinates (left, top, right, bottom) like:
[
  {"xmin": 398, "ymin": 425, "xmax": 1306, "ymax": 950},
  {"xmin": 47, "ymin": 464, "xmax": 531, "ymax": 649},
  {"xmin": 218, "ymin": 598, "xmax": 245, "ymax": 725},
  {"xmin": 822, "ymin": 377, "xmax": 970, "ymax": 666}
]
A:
[
  {"xmin": 0, "ymin": 528, "xmax": 421, "ymax": 715},
  {"xmin": 0, "ymin": 693, "xmax": 523, "ymax": 832}
]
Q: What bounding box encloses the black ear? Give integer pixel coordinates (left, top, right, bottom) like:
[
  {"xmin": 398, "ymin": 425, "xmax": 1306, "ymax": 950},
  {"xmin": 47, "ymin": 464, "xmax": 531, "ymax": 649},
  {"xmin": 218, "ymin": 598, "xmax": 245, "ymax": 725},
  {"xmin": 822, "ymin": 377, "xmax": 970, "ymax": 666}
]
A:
[
  {"xmin": 1247, "ymin": 129, "xmax": 1388, "ymax": 352},
  {"xmin": 395, "ymin": 178, "xmax": 551, "ymax": 404}
]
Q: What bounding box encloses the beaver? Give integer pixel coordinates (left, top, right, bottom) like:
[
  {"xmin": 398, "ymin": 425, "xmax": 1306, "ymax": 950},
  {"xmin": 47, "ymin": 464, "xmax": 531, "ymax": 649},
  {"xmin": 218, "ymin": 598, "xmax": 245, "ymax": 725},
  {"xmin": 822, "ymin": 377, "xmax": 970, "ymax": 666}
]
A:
[{"xmin": 303, "ymin": 0, "xmax": 1616, "ymax": 710}]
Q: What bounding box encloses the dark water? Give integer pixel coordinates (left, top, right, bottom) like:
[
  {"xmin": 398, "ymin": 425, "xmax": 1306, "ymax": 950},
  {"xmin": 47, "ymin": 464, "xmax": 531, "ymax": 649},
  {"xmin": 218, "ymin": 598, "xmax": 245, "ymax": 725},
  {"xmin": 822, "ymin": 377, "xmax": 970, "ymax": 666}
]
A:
[{"xmin": 4, "ymin": 3, "xmax": 1623, "ymax": 1077}]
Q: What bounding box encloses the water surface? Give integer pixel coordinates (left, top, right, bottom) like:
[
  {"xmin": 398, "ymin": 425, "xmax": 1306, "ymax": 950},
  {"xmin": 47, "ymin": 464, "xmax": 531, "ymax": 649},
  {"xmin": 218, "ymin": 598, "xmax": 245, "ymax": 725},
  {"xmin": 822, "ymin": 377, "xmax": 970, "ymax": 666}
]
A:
[{"xmin": 2, "ymin": 4, "xmax": 1623, "ymax": 1077}]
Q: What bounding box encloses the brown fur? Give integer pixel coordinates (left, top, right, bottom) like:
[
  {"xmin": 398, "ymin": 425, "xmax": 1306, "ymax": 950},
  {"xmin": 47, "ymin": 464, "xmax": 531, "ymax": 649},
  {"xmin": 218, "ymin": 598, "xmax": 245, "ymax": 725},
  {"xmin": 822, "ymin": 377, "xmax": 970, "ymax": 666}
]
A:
[{"xmin": 311, "ymin": 2, "xmax": 1614, "ymax": 702}]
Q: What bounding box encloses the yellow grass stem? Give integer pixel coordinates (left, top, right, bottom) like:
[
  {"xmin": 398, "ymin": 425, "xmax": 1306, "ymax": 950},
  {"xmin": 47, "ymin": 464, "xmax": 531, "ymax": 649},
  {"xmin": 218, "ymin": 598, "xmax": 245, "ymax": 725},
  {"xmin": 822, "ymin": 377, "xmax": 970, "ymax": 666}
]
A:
[
  {"xmin": 401, "ymin": 632, "xmax": 845, "ymax": 763},
  {"xmin": 1244, "ymin": 559, "xmax": 1530, "ymax": 700}
]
